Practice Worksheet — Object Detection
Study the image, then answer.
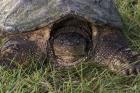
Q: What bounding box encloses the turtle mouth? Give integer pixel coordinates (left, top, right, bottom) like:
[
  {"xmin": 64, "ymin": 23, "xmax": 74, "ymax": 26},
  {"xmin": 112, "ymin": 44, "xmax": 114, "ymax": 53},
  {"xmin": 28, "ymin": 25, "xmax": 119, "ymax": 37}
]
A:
[{"xmin": 55, "ymin": 55, "xmax": 88, "ymax": 66}]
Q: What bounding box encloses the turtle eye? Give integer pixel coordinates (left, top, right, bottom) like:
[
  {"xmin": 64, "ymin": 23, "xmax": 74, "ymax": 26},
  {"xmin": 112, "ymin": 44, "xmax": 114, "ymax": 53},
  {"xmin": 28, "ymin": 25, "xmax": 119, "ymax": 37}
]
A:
[
  {"xmin": 76, "ymin": 40, "xmax": 80, "ymax": 44},
  {"xmin": 60, "ymin": 39, "xmax": 63, "ymax": 44}
]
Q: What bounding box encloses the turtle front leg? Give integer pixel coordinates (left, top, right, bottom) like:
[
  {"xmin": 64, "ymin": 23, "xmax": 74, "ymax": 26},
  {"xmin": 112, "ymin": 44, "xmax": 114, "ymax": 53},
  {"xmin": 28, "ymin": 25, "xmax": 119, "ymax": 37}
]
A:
[
  {"xmin": 93, "ymin": 26, "xmax": 140, "ymax": 75},
  {"xmin": 0, "ymin": 27, "xmax": 50, "ymax": 68}
]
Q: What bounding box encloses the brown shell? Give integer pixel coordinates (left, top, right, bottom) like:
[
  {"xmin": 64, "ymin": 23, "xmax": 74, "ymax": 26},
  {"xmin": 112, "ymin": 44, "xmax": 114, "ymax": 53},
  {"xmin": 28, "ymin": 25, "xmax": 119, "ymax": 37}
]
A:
[{"xmin": 0, "ymin": 0, "xmax": 122, "ymax": 33}]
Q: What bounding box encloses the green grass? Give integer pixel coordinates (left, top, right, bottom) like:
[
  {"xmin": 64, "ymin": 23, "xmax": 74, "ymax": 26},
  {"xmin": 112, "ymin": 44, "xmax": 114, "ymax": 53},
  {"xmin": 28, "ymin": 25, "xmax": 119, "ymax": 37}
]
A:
[{"xmin": 0, "ymin": 0, "xmax": 140, "ymax": 93}]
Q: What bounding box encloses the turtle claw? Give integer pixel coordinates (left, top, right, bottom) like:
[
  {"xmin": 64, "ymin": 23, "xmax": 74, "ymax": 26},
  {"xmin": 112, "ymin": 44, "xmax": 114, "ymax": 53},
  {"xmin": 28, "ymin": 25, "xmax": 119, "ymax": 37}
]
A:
[
  {"xmin": 117, "ymin": 54, "xmax": 140, "ymax": 76},
  {"xmin": 123, "ymin": 66, "xmax": 140, "ymax": 76},
  {"xmin": 124, "ymin": 68, "xmax": 137, "ymax": 76},
  {"xmin": 122, "ymin": 69, "xmax": 130, "ymax": 75},
  {"xmin": 132, "ymin": 63, "xmax": 140, "ymax": 75}
]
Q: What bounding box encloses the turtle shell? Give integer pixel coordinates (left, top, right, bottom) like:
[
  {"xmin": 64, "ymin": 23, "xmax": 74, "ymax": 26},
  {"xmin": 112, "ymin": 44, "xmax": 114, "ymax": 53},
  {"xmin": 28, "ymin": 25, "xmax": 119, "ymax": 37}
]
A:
[{"xmin": 0, "ymin": 0, "xmax": 123, "ymax": 33}]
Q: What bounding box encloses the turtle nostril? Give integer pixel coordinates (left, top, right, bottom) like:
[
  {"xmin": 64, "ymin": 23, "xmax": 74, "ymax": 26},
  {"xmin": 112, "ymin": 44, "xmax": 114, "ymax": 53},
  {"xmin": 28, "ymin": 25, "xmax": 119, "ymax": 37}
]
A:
[
  {"xmin": 60, "ymin": 40, "xmax": 63, "ymax": 44},
  {"xmin": 76, "ymin": 40, "xmax": 80, "ymax": 45},
  {"xmin": 63, "ymin": 40, "xmax": 73, "ymax": 46}
]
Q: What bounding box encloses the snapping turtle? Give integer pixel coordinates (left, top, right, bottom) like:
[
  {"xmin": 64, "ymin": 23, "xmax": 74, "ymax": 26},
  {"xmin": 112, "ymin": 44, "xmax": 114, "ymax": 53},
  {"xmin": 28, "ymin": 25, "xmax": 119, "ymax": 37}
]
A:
[{"xmin": 0, "ymin": 0, "xmax": 140, "ymax": 75}]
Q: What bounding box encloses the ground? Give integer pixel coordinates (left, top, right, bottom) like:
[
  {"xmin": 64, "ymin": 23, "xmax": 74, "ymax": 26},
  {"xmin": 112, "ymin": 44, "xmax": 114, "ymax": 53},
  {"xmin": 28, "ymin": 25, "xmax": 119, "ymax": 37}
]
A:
[{"xmin": 0, "ymin": 0, "xmax": 140, "ymax": 93}]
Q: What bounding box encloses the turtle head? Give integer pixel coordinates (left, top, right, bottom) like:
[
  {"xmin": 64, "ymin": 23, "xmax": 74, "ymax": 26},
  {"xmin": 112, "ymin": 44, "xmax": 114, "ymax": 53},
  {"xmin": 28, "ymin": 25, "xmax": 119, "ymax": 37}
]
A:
[
  {"xmin": 53, "ymin": 31, "xmax": 87, "ymax": 65},
  {"xmin": 51, "ymin": 17, "xmax": 92, "ymax": 66}
]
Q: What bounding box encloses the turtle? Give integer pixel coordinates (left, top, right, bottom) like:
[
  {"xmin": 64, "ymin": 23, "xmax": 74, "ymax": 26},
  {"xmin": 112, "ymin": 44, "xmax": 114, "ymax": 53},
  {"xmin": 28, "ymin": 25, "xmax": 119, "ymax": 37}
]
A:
[{"xmin": 0, "ymin": 0, "xmax": 140, "ymax": 75}]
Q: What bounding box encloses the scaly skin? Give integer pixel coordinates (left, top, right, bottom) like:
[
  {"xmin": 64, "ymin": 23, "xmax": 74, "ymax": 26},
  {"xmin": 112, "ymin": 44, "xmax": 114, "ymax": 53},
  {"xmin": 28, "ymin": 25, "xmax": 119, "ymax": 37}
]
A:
[
  {"xmin": 94, "ymin": 26, "xmax": 140, "ymax": 75},
  {"xmin": 0, "ymin": 27, "xmax": 50, "ymax": 68}
]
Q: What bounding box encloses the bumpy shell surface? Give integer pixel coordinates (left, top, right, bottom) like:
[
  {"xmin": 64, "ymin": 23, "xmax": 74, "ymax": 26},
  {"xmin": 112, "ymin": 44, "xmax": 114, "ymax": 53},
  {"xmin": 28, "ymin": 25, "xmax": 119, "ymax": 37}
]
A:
[{"xmin": 0, "ymin": 0, "xmax": 122, "ymax": 33}]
